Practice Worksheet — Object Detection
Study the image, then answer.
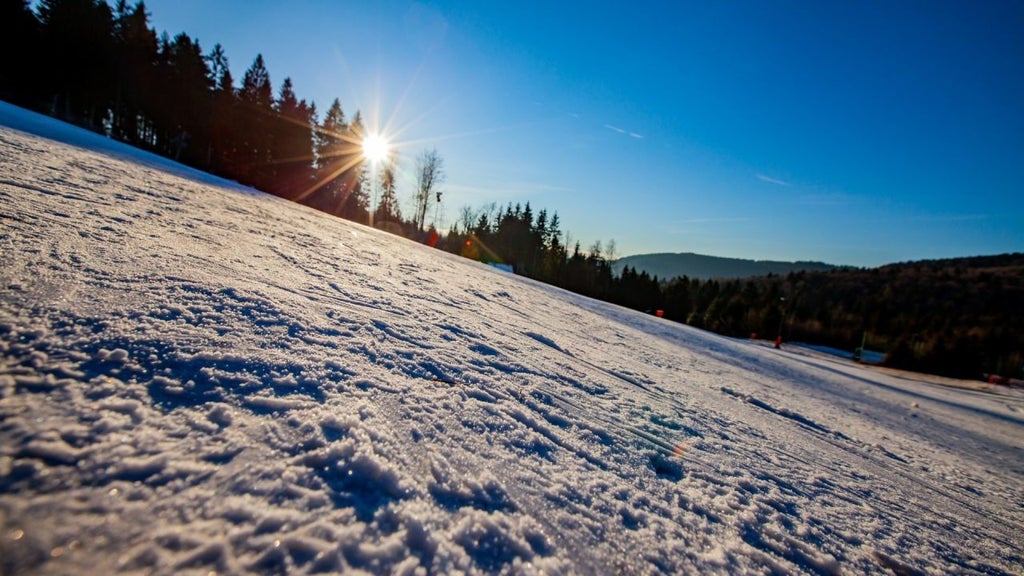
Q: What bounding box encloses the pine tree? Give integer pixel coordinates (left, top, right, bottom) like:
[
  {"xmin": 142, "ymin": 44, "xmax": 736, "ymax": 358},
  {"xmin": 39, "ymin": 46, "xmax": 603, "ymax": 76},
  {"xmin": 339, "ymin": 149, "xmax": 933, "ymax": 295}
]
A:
[
  {"xmin": 37, "ymin": 0, "xmax": 116, "ymax": 129},
  {"xmin": 315, "ymin": 98, "xmax": 347, "ymax": 171},
  {"xmin": 373, "ymin": 155, "xmax": 401, "ymax": 228},
  {"xmin": 0, "ymin": 0, "xmax": 42, "ymax": 107},
  {"xmin": 206, "ymin": 43, "xmax": 237, "ymax": 173},
  {"xmin": 238, "ymin": 54, "xmax": 274, "ymax": 188},
  {"xmin": 310, "ymin": 98, "xmax": 368, "ymax": 217},
  {"xmin": 269, "ymin": 77, "xmax": 315, "ymax": 198},
  {"xmin": 160, "ymin": 32, "xmax": 212, "ymax": 163},
  {"xmin": 110, "ymin": 1, "xmax": 157, "ymax": 145},
  {"xmin": 340, "ymin": 110, "xmax": 371, "ymax": 223},
  {"xmin": 542, "ymin": 212, "xmax": 565, "ymax": 282}
]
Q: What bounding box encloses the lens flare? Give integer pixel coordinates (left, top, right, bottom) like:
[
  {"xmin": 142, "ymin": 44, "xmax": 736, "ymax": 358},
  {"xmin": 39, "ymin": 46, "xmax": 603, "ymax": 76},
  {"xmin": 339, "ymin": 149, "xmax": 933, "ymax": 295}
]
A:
[{"xmin": 362, "ymin": 133, "xmax": 390, "ymax": 163}]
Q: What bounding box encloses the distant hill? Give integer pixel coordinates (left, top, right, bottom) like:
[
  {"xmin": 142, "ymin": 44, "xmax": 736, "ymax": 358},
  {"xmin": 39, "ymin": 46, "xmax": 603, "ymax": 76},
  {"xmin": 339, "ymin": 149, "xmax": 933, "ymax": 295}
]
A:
[
  {"xmin": 611, "ymin": 252, "xmax": 839, "ymax": 280},
  {"xmin": 647, "ymin": 251, "xmax": 1024, "ymax": 380}
]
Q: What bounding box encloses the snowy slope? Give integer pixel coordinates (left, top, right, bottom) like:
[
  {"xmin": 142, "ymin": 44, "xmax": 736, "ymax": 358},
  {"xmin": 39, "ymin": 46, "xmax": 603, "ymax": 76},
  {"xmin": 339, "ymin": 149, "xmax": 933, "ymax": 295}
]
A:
[{"xmin": 1, "ymin": 102, "xmax": 1022, "ymax": 575}]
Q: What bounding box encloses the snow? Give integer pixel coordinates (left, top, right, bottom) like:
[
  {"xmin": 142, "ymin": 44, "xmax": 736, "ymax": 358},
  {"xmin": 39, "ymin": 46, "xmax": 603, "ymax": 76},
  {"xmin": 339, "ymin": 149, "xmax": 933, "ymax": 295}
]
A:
[
  {"xmin": 795, "ymin": 343, "xmax": 886, "ymax": 366},
  {"xmin": 1, "ymin": 100, "xmax": 1022, "ymax": 575}
]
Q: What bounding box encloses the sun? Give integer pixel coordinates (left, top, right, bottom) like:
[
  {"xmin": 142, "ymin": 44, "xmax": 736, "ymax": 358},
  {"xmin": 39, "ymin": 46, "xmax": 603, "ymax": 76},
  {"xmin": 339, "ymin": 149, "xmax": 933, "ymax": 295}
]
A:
[{"xmin": 362, "ymin": 133, "xmax": 390, "ymax": 163}]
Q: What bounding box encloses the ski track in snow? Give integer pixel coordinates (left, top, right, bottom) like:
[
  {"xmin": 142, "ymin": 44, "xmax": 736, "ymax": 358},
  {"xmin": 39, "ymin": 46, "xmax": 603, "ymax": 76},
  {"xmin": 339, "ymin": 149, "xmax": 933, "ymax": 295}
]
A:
[{"xmin": 1, "ymin": 101, "xmax": 1023, "ymax": 575}]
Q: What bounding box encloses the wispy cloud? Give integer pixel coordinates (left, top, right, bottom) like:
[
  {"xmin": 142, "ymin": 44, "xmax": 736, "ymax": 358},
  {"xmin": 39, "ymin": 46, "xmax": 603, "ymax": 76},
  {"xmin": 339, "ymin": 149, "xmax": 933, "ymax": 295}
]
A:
[
  {"xmin": 604, "ymin": 124, "xmax": 645, "ymax": 140},
  {"xmin": 756, "ymin": 174, "xmax": 791, "ymax": 187}
]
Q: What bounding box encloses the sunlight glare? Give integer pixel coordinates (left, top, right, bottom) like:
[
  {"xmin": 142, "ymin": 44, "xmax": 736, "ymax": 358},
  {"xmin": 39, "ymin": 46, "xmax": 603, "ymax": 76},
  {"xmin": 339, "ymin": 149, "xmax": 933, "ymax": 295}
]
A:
[{"xmin": 362, "ymin": 133, "xmax": 390, "ymax": 163}]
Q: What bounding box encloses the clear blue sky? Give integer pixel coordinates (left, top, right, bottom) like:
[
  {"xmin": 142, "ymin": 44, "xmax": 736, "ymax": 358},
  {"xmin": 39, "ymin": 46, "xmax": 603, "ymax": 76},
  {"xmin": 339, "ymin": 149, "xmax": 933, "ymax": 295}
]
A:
[{"xmin": 136, "ymin": 0, "xmax": 1022, "ymax": 267}]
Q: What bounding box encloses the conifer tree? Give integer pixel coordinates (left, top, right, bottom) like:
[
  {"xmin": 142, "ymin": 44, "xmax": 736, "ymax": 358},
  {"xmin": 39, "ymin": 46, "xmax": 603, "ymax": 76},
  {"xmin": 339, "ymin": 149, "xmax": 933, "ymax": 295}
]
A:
[
  {"xmin": 37, "ymin": 0, "xmax": 116, "ymax": 129},
  {"xmin": 161, "ymin": 32, "xmax": 212, "ymax": 163},
  {"xmin": 373, "ymin": 155, "xmax": 401, "ymax": 228},
  {"xmin": 206, "ymin": 43, "xmax": 236, "ymax": 173},
  {"xmin": 0, "ymin": 0, "xmax": 42, "ymax": 107},
  {"xmin": 315, "ymin": 98, "xmax": 347, "ymax": 171},
  {"xmin": 543, "ymin": 212, "xmax": 565, "ymax": 282},
  {"xmin": 340, "ymin": 110, "xmax": 371, "ymax": 223},
  {"xmin": 311, "ymin": 98, "xmax": 367, "ymax": 217},
  {"xmin": 270, "ymin": 77, "xmax": 315, "ymax": 198},
  {"xmin": 110, "ymin": 1, "xmax": 156, "ymax": 145},
  {"xmin": 238, "ymin": 54, "xmax": 274, "ymax": 188}
]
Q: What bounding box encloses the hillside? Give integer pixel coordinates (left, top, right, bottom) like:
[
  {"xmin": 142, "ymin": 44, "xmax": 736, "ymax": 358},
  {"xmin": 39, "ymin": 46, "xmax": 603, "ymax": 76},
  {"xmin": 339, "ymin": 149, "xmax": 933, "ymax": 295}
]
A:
[
  {"xmin": 612, "ymin": 252, "xmax": 838, "ymax": 280},
  {"xmin": 1, "ymin": 103, "xmax": 1023, "ymax": 575},
  {"xmin": 643, "ymin": 252, "xmax": 1024, "ymax": 380}
]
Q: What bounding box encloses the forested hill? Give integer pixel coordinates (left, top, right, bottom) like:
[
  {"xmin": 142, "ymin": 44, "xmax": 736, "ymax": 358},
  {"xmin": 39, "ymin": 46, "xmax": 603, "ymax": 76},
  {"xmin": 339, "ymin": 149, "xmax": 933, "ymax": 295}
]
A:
[
  {"xmin": 612, "ymin": 252, "xmax": 838, "ymax": 280},
  {"xmin": 656, "ymin": 252, "xmax": 1024, "ymax": 380}
]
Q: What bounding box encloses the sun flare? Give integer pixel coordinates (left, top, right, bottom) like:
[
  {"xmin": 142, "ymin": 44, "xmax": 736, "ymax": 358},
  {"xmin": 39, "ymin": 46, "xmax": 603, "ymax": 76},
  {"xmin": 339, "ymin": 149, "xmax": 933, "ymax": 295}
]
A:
[{"xmin": 362, "ymin": 133, "xmax": 390, "ymax": 163}]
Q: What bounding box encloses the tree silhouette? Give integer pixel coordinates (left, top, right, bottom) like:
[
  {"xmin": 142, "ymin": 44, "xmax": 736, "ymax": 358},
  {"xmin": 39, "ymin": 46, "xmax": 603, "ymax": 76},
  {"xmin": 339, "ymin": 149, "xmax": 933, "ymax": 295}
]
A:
[
  {"xmin": 37, "ymin": 0, "xmax": 116, "ymax": 129},
  {"xmin": 161, "ymin": 32, "xmax": 212, "ymax": 164},
  {"xmin": 110, "ymin": 0, "xmax": 157, "ymax": 146},
  {"xmin": 0, "ymin": 1, "xmax": 42, "ymax": 107},
  {"xmin": 238, "ymin": 54, "xmax": 274, "ymax": 188},
  {"xmin": 308, "ymin": 98, "xmax": 349, "ymax": 214},
  {"xmin": 206, "ymin": 43, "xmax": 237, "ymax": 175},
  {"xmin": 270, "ymin": 77, "xmax": 315, "ymax": 199},
  {"xmin": 373, "ymin": 155, "xmax": 401, "ymax": 230}
]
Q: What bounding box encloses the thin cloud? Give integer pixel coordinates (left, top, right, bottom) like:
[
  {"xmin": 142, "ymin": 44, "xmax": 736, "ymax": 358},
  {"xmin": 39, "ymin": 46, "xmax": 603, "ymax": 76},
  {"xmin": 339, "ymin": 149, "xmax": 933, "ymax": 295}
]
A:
[
  {"xmin": 757, "ymin": 174, "xmax": 791, "ymax": 187},
  {"xmin": 604, "ymin": 124, "xmax": 644, "ymax": 140}
]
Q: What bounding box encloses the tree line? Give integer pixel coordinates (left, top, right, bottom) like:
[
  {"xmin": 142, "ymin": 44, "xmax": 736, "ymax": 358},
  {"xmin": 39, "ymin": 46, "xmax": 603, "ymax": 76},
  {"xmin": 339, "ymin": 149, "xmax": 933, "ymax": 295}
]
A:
[
  {"xmin": 0, "ymin": 0, "xmax": 449, "ymax": 236},
  {"xmin": 438, "ymin": 201, "xmax": 662, "ymax": 322}
]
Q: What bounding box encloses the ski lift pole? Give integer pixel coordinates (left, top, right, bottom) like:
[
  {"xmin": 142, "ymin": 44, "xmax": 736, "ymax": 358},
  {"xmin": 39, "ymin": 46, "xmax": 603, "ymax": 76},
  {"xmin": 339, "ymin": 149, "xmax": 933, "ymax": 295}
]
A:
[{"xmin": 854, "ymin": 330, "xmax": 867, "ymax": 362}]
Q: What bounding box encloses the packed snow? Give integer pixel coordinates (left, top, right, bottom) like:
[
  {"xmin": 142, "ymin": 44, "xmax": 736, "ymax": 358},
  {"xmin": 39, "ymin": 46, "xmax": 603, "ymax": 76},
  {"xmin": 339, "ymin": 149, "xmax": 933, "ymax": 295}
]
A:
[{"xmin": 1, "ymin": 101, "xmax": 1022, "ymax": 575}]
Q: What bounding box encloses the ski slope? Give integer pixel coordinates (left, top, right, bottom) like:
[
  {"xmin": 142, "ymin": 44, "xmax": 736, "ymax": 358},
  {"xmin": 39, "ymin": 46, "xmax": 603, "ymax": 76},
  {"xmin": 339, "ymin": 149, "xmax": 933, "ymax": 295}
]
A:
[{"xmin": 1, "ymin": 102, "xmax": 1022, "ymax": 575}]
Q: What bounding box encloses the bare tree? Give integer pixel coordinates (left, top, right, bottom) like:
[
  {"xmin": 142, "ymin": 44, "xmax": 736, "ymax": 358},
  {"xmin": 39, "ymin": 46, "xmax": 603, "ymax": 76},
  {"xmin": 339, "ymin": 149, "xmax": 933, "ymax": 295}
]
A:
[
  {"xmin": 606, "ymin": 239, "xmax": 617, "ymax": 262},
  {"xmin": 413, "ymin": 148, "xmax": 445, "ymax": 232},
  {"xmin": 457, "ymin": 205, "xmax": 478, "ymax": 234}
]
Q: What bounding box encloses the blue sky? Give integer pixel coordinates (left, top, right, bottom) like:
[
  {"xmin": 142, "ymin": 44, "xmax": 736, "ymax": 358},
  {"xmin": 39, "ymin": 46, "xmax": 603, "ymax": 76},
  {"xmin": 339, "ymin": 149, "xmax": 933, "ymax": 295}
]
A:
[{"xmin": 137, "ymin": 0, "xmax": 1022, "ymax": 267}]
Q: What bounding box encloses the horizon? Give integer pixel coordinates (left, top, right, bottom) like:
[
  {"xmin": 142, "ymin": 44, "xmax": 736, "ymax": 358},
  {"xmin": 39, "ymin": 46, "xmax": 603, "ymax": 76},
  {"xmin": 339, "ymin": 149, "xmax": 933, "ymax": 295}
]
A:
[
  {"xmin": 611, "ymin": 249, "xmax": 1024, "ymax": 269},
  {"xmin": 42, "ymin": 1, "xmax": 1024, "ymax": 267}
]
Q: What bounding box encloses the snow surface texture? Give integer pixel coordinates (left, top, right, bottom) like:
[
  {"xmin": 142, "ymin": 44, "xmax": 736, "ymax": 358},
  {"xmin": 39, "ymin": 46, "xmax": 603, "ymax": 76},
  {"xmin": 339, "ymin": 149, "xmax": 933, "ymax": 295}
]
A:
[{"xmin": 1, "ymin": 101, "xmax": 1022, "ymax": 575}]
